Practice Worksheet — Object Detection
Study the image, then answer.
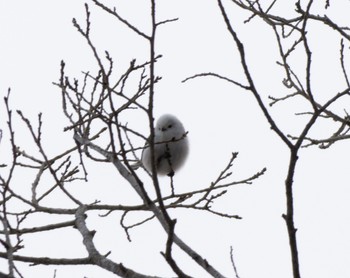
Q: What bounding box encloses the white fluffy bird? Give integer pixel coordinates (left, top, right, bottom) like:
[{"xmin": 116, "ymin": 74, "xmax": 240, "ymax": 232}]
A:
[{"xmin": 141, "ymin": 114, "xmax": 189, "ymax": 176}]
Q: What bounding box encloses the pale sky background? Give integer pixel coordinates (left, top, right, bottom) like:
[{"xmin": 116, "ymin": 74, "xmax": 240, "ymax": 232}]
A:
[{"xmin": 1, "ymin": 1, "xmax": 350, "ymax": 277}]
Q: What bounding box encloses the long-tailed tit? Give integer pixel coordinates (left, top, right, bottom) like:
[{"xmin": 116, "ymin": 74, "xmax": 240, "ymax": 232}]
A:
[{"xmin": 141, "ymin": 114, "xmax": 189, "ymax": 176}]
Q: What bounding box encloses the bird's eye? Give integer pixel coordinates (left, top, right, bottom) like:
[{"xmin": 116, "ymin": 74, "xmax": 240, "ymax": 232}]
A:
[{"xmin": 168, "ymin": 124, "xmax": 172, "ymax": 128}]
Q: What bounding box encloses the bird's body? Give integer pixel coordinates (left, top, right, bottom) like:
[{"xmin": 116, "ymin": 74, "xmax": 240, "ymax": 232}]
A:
[{"xmin": 141, "ymin": 114, "xmax": 189, "ymax": 176}]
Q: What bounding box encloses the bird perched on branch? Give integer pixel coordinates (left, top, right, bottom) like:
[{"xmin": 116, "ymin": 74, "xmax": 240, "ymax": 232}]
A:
[{"xmin": 141, "ymin": 114, "xmax": 189, "ymax": 176}]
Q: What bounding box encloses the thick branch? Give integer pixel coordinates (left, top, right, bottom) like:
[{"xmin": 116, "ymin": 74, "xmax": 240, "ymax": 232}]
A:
[
  {"xmin": 74, "ymin": 134, "xmax": 227, "ymax": 278},
  {"xmin": 74, "ymin": 205, "xmax": 160, "ymax": 278}
]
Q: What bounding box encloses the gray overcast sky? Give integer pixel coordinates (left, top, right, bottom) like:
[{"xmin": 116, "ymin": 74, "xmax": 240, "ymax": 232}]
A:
[{"xmin": 1, "ymin": 1, "xmax": 350, "ymax": 277}]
